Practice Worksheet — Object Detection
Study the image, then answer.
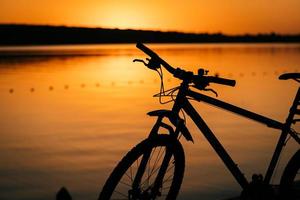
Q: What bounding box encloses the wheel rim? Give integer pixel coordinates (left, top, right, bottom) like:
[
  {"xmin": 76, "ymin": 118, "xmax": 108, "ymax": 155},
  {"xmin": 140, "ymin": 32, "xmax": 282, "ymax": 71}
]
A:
[{"xmin": 110, "ymin": 146, "xmax": 176, "ymax": 200}]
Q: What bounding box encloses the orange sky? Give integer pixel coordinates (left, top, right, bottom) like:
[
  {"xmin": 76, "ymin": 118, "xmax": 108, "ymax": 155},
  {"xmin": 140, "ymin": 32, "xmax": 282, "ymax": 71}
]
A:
[{"xmin": 1, "ymin": 0, "xmax": 300, "ymax": 34}]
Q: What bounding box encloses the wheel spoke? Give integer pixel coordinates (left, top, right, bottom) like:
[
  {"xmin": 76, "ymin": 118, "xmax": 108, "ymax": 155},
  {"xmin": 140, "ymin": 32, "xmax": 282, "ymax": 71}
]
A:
[
  {"xmin": 99, "ymin": 135, "xmax": 184, "ymax": 200},
  {"xmin": 140, "ymin": 163, "xmax": 163, "ymax": 187},
  {"xmin": 140, "ymin": 156, "xmax": 174, "ymax": 188},
  {"xmin": 124, "ymin": 171, "xmax": 132, "ymax": 183},
  {"xmin": 162, "ymin": 174, "xmax": 173, "ymax": 184},
  {"xmin": 119, "ymin": 180, "xmax": 132, "ymax": 187},
  {"xmin": 147, "ymin": 149, "xmax": 168, "ymax": 181},
  {"xmin": 129, "ymin": 165, "xmax": 133, "ymax": 182},
  {"xmin": 150, "ymin": 147, "xmax": 163, "ymax": 176}
]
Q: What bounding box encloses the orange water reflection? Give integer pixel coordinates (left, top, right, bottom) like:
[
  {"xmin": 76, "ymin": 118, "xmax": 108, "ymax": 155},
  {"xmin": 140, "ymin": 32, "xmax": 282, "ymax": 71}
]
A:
[{"xmin": 0, "ymin": 44, "xmax": 299, "ymax": 200}]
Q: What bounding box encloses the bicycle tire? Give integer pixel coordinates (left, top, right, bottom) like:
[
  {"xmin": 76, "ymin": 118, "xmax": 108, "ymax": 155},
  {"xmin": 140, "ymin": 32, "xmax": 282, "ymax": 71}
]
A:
[
  {"xmin": 280, "ymin": 149, "xmax": 300, "ymax": 200},
  {"xmin": 99, "ymin": 134, "xmax": 185, "ymax": 200}
]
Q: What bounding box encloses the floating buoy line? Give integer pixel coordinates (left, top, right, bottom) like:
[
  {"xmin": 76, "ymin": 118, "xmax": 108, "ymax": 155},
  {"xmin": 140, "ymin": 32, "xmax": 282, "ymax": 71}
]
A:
[{"xmin": 4, "ymin": 69, "xmax": 299, "ymax": 94}]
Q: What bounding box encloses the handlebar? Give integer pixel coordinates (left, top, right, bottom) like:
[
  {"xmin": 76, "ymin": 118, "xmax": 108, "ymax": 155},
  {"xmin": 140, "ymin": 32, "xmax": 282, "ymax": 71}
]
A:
[
  {"xmin": 206, "ymin": 76, "xmax": 236, "ymax": 87},
  {"xmin": 136, "ymin": 42, "xmax": 236, "ymax": 87},
  {"xmin": 136, "ymin": 43, "xmax": 176, "ymax": 74}
]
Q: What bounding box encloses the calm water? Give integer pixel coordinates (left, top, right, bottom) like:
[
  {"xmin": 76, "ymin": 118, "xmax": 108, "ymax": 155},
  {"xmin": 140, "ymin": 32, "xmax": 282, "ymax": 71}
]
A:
[{"xmin": 0, "ymin": 43, "xmax": 299, "ymax": 200}]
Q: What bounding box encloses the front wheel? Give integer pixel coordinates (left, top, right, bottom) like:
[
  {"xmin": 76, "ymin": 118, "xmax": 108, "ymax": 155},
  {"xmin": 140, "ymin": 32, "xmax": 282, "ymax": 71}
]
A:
[
  {"xmin": 280, "ymin": 149, "xmax": 300, "ymax": 200},
  {"xmin": 99, "ymin": 134, "xmax": 185, "ymax": 200}
]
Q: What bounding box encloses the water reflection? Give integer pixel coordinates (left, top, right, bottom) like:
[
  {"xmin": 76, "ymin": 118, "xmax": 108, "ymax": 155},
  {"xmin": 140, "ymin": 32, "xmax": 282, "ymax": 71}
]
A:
[{"xmin": 0, "ymin": 44, "xmax": 299, "ymax": 200}]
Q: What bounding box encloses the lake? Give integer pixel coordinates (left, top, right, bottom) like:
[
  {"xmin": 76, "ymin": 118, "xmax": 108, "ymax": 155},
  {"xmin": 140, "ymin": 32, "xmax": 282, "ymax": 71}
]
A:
[{"xmin": 0, "ymin": 43, "xmax": 299, "ymax": 200}]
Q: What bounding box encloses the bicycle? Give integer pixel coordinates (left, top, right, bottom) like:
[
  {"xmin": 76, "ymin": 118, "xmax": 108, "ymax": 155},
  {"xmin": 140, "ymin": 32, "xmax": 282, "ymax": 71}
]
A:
[{"xmin": 99, "ymin": 43, "xmax": 300, "ymax": 200}]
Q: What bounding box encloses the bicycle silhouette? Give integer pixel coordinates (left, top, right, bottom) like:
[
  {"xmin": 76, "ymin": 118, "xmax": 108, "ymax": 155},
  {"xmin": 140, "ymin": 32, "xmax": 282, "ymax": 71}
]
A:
[{"xmin": 99, "ymin": 43, "xmax": 300, "ymax": 200}]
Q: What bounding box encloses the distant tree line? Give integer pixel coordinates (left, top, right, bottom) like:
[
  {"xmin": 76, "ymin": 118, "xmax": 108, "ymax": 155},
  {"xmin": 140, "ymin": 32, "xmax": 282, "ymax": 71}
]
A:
[{"xmin": 0, "ymin": 24, "xmax": 299, "ymax": 45}]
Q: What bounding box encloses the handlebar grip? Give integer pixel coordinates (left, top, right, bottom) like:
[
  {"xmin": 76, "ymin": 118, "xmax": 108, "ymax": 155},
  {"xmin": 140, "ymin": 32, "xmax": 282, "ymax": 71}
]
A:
[
  {"xmin": 136, "ymin": 42, "xmax": 158, "ymax": 58},
  {"xmin": 136, "ymin": 43, "xmax": 176, "ymax": 74},
  {"xmin": 208, "ymin": 76, "xmax": 236, "ymax": 87}
]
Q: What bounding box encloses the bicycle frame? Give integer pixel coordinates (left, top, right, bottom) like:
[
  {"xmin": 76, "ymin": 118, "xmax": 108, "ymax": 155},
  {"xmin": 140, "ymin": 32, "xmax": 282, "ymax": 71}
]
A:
[
  {"xmin": 170, "ymin": 80, "xmax": 300, "ymax": 190},
  {"xmin": 100, "ymin": 43, "xmax": 300, "ymax": 199}
]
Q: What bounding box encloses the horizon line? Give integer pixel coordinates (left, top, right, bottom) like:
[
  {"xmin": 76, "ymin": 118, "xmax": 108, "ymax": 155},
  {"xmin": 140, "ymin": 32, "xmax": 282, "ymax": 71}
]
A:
[{"xmin": 1, "ymin": 23, "xmax": 300, "ymax": 36}]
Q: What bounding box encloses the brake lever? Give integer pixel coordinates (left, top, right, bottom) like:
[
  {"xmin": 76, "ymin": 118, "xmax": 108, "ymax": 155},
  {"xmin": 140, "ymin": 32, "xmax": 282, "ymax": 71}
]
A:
[
  {"xmin": 203, "ymin": 88, "xmax": 218, "ymax": 97},
  {"xmin": 133, "ymin": 58, "xmax": 160, "ymax": 70},
  {"xmin": 133, "ymin": 59, "xmax": 148, "ymax": 66}
]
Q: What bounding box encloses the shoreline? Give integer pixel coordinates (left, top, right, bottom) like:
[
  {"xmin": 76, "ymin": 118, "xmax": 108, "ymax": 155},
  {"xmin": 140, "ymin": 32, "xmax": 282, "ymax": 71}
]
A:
[{"xmin": 1, "ymin": 24, "xmax": 300, "ymax": 46}]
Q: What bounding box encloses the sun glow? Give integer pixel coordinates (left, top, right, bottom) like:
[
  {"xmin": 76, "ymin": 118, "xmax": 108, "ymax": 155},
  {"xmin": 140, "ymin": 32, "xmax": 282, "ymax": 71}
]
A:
[
  {"xmin": 0, "ymin": 0, "xmax": 300, "ymax": 34},
  {"xmin": 98, "ymin": 7, "xmax": 149, "ymax": 30},
  {"xmin": 74, "ymin": 1, "xmax": 152, "ymax": 30}
]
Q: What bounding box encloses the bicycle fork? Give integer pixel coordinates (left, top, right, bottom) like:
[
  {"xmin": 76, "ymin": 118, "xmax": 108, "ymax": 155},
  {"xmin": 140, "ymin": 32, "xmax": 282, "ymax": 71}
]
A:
[{"xmin": 130, "ymin": 117, "xmax": 177, "ymax": 199}]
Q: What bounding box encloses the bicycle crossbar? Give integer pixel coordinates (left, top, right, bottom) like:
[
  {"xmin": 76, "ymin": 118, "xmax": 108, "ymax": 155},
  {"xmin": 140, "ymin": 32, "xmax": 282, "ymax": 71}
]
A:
[
  {"xmin": 187, "ymin": 90, "xmax": 284, "ymax": 130},
  {"xmin": 183, "ymin": 99, "xmax": 249, "ymax": 189}
]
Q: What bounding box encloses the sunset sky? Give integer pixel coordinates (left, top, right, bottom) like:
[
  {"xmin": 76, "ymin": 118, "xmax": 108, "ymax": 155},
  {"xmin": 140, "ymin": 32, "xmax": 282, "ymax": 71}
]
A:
[{"xmin": 1, "ymin": 0, "xmax": 300, "ymax": 34}]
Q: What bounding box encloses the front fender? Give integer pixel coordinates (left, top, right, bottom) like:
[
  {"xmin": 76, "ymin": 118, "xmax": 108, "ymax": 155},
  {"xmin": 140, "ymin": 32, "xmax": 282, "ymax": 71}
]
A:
[{"xmin": 147, "ymin": 109, "xmax": 194, "ymax": 142}]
